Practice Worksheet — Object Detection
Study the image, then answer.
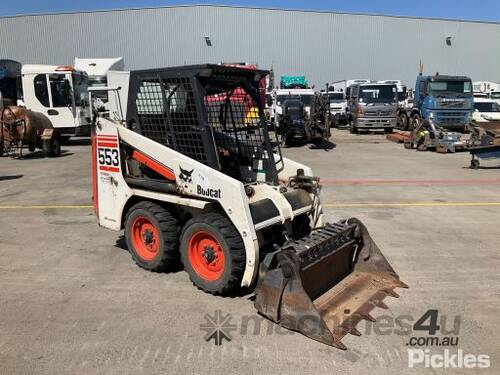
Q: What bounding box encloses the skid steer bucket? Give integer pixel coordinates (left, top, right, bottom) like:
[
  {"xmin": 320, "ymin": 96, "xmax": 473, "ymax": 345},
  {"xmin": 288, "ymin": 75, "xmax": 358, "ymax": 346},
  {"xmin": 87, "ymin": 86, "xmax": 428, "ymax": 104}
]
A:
[{"xmin": 254, "ymin": 218, "xmax": 407, "ymax": 349}]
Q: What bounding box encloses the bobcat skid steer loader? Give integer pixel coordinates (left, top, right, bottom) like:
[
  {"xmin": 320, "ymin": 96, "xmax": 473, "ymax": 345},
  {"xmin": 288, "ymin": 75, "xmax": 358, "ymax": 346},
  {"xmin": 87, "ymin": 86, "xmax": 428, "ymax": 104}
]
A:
[{"xmin": 92, "ymin": 64, "xmax": 406, "ymax": 349}]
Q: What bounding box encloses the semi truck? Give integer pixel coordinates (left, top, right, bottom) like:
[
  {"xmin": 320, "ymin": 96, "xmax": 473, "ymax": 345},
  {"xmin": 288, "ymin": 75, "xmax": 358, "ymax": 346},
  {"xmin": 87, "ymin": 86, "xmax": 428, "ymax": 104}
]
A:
[
  {"xmin": 409, "ymin": 73, "xmax": 473, "ymax": 132},
  {"xmin": 346, "ymin": 82, "xmax": 398, "ymax": 133}
]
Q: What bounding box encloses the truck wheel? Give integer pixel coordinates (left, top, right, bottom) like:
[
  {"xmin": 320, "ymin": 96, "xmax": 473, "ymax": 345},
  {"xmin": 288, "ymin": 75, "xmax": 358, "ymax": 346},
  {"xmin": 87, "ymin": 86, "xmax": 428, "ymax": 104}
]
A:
[
  {"xmin": 43, "ymin": 136, "xmax": 61, "ymax": 157},
  {"xmin": 398, "ymin": 113, "xmax": 408, "ymax": 130},
  {"xmin": 180, "ymin": 212, "xmax": 245, "ymax": 295},
  {"xmin": 349, "ymin": 121, "xmax": 358, "ymax": 134},
  {"xmin": 125, "ymin": 201, "xmax": 180, "ymax": 272},
  {"xmin": 410, "ymin": 114, "xmax": 422, "ymax": 131}
]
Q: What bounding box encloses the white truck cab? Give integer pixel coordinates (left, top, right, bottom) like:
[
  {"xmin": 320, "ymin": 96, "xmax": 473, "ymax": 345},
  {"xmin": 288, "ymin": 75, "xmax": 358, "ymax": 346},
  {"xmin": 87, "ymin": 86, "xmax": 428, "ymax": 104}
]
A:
[
  {"xmin": 21, "ymin": 64, "xmax": 91, "ymax": 137},
  {"xmin": 323, "ymin": 91, "xmax": 348, "ymax": 126},
  {"xmin": 490, "ymin": 91, "xmax": 500, "ymax": 106},
  {"xmin": 472, "ymin": 97, "xmax": 500, "ymax": 122}
]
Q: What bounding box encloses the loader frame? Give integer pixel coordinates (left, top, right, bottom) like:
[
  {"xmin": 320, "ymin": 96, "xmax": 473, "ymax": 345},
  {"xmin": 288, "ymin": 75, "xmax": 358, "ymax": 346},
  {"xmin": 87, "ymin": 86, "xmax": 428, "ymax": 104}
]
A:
[{"xmin": 93, "ymin": 65, "xmax": 321, "ymax": 287}]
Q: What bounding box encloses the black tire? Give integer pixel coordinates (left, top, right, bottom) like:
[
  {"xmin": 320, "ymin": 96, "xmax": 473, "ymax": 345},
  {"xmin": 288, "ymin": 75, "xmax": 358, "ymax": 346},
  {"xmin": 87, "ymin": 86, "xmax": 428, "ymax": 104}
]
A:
[
  {"xmin": 180, "ymin": 212, "xmax": 245, "ymax": 295},
  {"xmin": 291, "ymin": 214, "xmax": 312, "ymax": 239},
  {"xmin": 124, "ymin": 201, "xmax": 180, "ymax": 272},
  {"xmin": 43, "ymin": 136, "xmax": 61, "ymax": 157},
  {"xmin": 397, "ymin": 112, "xmax": 408, "ymax": 130},
  {"xmin": 349, "ymin": 120, "xmax": 358, "ymax": 134},
  {"xmin": 410, "ymin": 114, "xmax": 422, "ymax": 131},
  {"xmin": 0, "ymin": 141, "xmax": 4, "ymax": 157},
  {"xmin": 470, "ymin": 159, "xmax": 480, "ymax": 169}
]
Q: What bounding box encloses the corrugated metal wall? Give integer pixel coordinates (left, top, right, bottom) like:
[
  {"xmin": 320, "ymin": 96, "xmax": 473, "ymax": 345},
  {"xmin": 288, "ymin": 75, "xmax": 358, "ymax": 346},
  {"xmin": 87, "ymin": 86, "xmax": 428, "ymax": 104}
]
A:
[{"xmin": 1, "ymin": 5, "xmax": 499, "ymax": 86}]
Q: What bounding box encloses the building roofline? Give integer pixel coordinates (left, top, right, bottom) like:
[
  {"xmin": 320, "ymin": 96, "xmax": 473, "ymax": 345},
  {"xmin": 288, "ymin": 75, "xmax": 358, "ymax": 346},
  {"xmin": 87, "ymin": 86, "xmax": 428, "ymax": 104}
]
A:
[{"xmin": 0, "ymin": 4, "xmax": 499, "ymax": 25}]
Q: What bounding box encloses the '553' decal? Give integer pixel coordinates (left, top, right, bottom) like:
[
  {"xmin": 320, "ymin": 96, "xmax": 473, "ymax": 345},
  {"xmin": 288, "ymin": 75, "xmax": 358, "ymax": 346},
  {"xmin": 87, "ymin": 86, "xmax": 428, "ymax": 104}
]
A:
[{"xmin": 96, "ymin": 135, "xmax": 120, "ymax": 173}]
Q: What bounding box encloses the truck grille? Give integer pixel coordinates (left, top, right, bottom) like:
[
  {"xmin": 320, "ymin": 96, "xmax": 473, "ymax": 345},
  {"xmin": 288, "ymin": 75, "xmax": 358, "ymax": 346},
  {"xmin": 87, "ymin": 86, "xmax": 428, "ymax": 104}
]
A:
[
  {"xmin": 435, "ymin": 111, "xmax": 468, "ymax": 126},
  {"xmin": 364, "ymin": 110, "xmax": 394, "ymax": 117},
  {"xmin": 438, "ymin": 100, "xmax": 467, "ymax": 109}
]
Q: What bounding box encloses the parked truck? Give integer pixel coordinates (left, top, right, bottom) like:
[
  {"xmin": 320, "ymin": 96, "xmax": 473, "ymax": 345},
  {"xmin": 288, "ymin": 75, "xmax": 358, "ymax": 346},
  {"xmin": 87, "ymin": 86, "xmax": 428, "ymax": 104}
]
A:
[
  {"xmin": 409, "ymin": 73, "xmax": 473, "ymax": 132},
  {"xmin": 378, "ymin": 80, "xmax": 413, "ymax": 129},
  {"xmin": 347, "ymin": 82, "xmax": 398, "ymax": 134},
  {"xmin": 0, "ymin": 59, "xmax": 91, "ymax": 144},
  {"xmin": 322, "ymin": 90, "xmax": 348, "ymax": 127},
  {"xmin": 274, "ymin": 75, "xmax": 315, "ymax": 131}
]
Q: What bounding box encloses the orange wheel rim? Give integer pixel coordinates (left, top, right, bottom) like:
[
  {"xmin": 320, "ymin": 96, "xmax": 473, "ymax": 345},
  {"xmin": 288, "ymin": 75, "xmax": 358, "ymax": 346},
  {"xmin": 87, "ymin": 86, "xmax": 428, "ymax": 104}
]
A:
[
  {"xmin": 187, "ymin": 231, "xmax": 225, "ymax": 281},
  {"xmin": 131, "ymin": 216, "xmax": 160, "ymax": 261}
]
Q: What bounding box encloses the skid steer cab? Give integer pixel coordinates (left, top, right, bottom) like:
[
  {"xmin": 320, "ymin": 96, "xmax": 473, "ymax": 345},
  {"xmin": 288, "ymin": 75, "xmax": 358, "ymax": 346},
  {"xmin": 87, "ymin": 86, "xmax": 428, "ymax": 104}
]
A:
[{"xmin": 91, "ymin": 64, "xmax": 406, "ymax": 349}]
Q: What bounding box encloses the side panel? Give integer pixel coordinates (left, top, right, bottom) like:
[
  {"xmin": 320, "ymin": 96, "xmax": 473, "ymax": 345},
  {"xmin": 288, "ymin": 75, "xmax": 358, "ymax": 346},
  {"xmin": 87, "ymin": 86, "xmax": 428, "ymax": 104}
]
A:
[{"xmin": 95, "ymin": 120, "xmax": 132, "ymax": 230}]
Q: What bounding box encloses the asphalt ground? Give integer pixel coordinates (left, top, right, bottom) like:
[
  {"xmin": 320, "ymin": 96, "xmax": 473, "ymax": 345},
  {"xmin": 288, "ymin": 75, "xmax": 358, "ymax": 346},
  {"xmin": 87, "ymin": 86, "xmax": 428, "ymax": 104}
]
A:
[{"xmin": 0, "ymin": 131, "xmax": 498, "ymax": 374}]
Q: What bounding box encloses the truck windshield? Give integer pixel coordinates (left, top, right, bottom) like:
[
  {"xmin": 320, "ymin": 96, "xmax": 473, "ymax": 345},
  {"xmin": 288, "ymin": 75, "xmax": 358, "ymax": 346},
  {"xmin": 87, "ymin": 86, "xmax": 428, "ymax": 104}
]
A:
[
  {"xmin": 359, "ymin": 85, "xmax": 396, "ymax": 102},
  {"xmin": 277, "ymin": 94, "xmax": 313, "ymax": 106},
  {"xmin": 326, "ymin": 93, "xmax": 344, "ymax": 102},
  {"xmin": 429, "ymin": 80, "xmax": 472, "ymax": 96}
]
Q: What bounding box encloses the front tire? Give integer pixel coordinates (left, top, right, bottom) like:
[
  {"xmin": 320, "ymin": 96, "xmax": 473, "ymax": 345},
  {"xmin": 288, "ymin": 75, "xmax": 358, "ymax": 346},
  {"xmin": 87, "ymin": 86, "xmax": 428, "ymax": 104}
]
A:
[
  {"xmin": 349, "ymin": 120, "xmax": 358, "ymax": 134},
  {"xmin": 124, "ymin": 201, "xmax": 180, "ymax": 272},
  {"xmin": 180, "ymin": 213, "xmax": 246, "ymax": 295},
  {"xmin": 410, "ymin": 114, "xmax": 422, "ymax": 131}
]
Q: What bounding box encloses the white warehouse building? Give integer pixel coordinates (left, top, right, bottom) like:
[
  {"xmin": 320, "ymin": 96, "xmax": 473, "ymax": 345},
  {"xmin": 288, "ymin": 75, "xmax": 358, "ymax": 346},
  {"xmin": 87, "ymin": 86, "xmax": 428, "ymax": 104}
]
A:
[{"xmin": 0, "ymin": 5, "xmax": 499, "ymax": 86}]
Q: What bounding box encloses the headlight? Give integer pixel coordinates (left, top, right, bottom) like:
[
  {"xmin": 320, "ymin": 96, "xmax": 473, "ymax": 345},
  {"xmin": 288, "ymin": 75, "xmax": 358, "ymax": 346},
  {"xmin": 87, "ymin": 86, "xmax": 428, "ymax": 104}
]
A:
[{"xmin": 429, "ymin": 112, "xmax": 434, "ymax": 119}]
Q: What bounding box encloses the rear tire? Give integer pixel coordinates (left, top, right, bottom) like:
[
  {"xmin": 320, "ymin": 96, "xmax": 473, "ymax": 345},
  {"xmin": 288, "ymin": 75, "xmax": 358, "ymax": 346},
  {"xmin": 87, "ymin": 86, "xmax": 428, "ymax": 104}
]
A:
[
  {"xmin": 180, "ymin": 212, "xmax": 246, "ymax": 295},
  {"xmin": 43, "ymin": 136, "xmax": 61, "ymax": 157},
  {"xmin": 124, "ymin": 201, "xmax": 180, "ymax": 272}
]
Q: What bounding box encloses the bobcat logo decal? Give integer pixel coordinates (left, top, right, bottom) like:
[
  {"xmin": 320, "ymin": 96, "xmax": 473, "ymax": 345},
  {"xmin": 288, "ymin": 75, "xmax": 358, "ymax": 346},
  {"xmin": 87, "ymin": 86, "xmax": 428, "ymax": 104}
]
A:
[{"xmin": 179, "ymin": 167, "xmax": 194, "ymax": 183}]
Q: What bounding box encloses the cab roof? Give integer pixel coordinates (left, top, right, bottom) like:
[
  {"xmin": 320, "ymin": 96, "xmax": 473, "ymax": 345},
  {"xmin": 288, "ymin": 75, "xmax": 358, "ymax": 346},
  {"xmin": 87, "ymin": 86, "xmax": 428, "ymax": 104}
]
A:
[{"xmin": 21, "ymin": 64, "xmax": 85, "ymax": 75}]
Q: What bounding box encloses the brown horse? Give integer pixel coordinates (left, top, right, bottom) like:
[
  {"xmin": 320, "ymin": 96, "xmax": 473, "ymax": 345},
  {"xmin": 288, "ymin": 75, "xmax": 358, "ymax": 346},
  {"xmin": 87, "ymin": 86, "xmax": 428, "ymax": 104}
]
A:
[{"xmin": 0, "ymin": 106, "xmax": 53, "ymax": 157}]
